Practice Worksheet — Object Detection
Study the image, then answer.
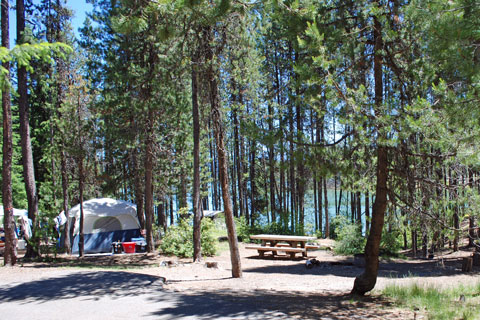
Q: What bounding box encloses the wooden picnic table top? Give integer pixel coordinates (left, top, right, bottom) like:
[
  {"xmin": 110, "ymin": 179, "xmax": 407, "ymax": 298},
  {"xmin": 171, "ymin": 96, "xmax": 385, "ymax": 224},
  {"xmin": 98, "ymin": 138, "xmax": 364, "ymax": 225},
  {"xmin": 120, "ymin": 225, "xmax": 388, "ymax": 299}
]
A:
[{"xmin": 249, "ymin": 234, "xmax": 316, "ymax": 242}]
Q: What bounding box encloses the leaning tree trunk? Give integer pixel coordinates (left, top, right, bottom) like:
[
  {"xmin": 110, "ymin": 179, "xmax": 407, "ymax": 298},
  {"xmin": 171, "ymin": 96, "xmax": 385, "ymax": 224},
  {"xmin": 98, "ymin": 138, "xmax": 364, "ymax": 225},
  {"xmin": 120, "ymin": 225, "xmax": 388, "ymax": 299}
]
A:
[
  {"xmin": 351, "ymin": 14, "xmax": 387, "ymax": 296},
  {"xmin": 192, "ymin": 50, "xmax": 203, "ymax": 262},
  {"xmin": 2, "ymin": 0, "xmax": 16, "ymax": 266},
  {"xmin": 205, "ymin": 26, "xmax": 241, "ymax": 278},
  {"xmin": 17, "ymin": 0, "xmax": 39, "ymax": 258}
]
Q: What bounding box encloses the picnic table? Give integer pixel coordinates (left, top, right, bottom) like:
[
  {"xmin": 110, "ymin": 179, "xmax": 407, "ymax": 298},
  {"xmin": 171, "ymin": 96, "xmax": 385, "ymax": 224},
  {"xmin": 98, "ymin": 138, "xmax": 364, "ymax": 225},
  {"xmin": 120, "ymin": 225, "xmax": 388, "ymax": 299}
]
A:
[{"xmin": 246, "ymin": 234, "xmax": 317, "ymax": 258}]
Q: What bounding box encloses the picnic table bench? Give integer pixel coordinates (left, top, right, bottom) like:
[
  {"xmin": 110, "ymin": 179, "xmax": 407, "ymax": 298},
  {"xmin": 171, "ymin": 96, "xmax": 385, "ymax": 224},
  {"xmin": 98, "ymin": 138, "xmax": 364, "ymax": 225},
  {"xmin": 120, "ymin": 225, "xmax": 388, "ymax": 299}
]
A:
[{"xmin": 246, "ymin": 234, "xmax": 317, "ymax": 259}]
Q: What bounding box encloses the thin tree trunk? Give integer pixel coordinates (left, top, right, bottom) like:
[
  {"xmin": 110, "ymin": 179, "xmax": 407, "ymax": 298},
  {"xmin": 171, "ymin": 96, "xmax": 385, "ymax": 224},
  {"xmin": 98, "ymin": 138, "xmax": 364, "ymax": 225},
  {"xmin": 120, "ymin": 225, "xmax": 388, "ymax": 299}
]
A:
[
  {"xmin": 233, "ymin": 101, "xmax": 243, "ymax": 218},
  {"xmin": 144, "ymin": 107, "xmax": 155, "ymax": 253},
  {"xmin": 356, "ymin": 192, "xmax": 361, "ymax": 224},
  {"xmin": 192, "ymin": 50, "xmax": 203, "ymax": 262},
  {"xmin": 2, "ymin": 0, "xmax": 16, "ymax": 266},
  {"xmin": 365, "ymin": 191, "xmax": 370, "ymax": 235},
  {"xmin": 17, "ymin": 0, "xmax": 39, "ymax": 258},
  {"xmin": 318, "ymin": 177, "xmax": 323, "ymax": 236},
  {"xmin": 324, "ymin": 178, "xmax": 329, "ymax": 238},
  {"xmin": 206, "ymin": 27, "xmax": 241, "ymax": 277},
  {"xmin": 132, "ymin": 148, "xmax": 145, "ymax": 229},
  {"xmin": 352, "ymin": 14, "xmax": 388, "ymax": 295},
  {"xmin": 78, "ymin": 159, "xmax": 85, "ymax": 257},
  {"xmin": 411, "ymin": 229, "xmax": 417, "ymax": 256},
  {"xmin": 250, "ymin": 136, "xmax": 256, "ymax": 227},
  {"xmin": 61, "ymin": 151, "xmax": 71, "ymax": 254},
  {"xmin": 268, "ymin": 103, "xmax": 276, "ymax": 223}
]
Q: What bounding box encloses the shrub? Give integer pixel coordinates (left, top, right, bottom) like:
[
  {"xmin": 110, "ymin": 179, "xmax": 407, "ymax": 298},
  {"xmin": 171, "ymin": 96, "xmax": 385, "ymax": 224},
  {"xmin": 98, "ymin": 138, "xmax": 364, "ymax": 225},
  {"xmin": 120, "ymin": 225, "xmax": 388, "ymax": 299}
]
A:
[
  {"xmin": 234, "ymin": 216, "xmax": 251, "ymax": 242},
  {"xmin": 333, "ymin": 216, "xmax": 365, "ymax": 255},
  {"xmin": 160, "ymin": 216, "xmax": 216, "ymax": 258},
  {"xmin": 380, "ymin": 228, "xmax": 402, "ymax": 256}
]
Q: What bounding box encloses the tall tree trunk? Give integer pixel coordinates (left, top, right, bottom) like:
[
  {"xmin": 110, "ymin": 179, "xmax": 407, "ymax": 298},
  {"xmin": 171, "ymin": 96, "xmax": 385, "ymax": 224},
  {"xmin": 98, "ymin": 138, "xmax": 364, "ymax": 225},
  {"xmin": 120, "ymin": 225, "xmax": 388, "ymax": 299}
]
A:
[
  {"xmin": 356, "ymin": 192, "xmax": 361, "ymax": 224},
  {"xmin": 233, "ymin": 102, "xmax": 243, "ymax": 218},
  {"xmin": 78, "ymin": 158, "xmax": 85, "ymax": 257},
  {"xmin": 144, "ymin": 107, "xmax": 155, "ymax": 253},
  {"xmin": 296, "ymin": 103, "xmax": 305, "ymax": 234},
  {"xmin": 2, "ymin": 0, "xmax": 16, "ymax": 266},
  {"xmin": 250, "ymin": 137, "xmax": 256, "ymax": 227},
  {"xmin": 132, "ymin": 148, "xmax": 145, "ymax": 229},
  {"xmin": 318, "ymin": 177, "xmax": 323, "ymax": 236},
  {"xmin": 289, "ymin": 103, "xmax": 295, "ymax": 232},
  {"xmin": 365, "ymin": 191, "xmax": 370, "ymax": 235},
  {"xmin": 192, "ymin": 50, "xmax": 203, "ymax": 262},
  {"xmin": 61, "ymin": 151, "xmax": 71, "ymax": 254},
  {"xmin": 352, "ymin": 14, "xmax": 388, "ymax": 295},
  {"xmin": 324, "ymin": 178, "xmax": 329, "ymax": 238},
  {"xmin": 268, "ymin": 103, "xmax": 276, "ymax": 223},
  {"xmin": 206, "ymin": 27, "xmax": 241, "ymax": 277},
  {"xmin": 17, "ymin": 0, "xmax": 39, "ymax": 258}
]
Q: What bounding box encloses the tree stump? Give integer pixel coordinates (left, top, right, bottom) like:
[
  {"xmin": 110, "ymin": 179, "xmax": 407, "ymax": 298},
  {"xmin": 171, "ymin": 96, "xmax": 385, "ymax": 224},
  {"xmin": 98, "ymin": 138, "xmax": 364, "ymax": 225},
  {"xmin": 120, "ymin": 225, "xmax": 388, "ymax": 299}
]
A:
[{"xmin": 462, "ymin": 257, "xmax": 473, "ymax": 272}]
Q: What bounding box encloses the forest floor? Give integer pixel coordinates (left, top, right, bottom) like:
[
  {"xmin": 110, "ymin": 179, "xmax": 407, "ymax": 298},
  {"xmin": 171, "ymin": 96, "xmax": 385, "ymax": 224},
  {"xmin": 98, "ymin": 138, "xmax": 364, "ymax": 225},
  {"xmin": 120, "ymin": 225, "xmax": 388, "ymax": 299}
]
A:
[{"xmin": 1, "ymin": 240, "xmax": 479, "ymax": 319}]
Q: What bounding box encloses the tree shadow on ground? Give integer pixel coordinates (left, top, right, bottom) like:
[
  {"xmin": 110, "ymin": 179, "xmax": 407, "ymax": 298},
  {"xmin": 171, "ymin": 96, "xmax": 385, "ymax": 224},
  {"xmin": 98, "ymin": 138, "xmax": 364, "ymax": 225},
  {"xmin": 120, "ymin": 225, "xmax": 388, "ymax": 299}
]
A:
[
  {"xmin": 0, "ymin": 271, "xmax": 165, "ymax": 302},
  {"xmin": 150, "ymin": 288, "xmax": 410, "ymax": 319},
  {"xmin": 244, "ymin": 255, "xmax": 480, "ymax": 279},
  {"xmin": 0, "ymin": 271, "xmax": 409, "ymax": 319},
  {"xmin": 19, "ymin": 253, "xmax": 164, "ymax": 269}
]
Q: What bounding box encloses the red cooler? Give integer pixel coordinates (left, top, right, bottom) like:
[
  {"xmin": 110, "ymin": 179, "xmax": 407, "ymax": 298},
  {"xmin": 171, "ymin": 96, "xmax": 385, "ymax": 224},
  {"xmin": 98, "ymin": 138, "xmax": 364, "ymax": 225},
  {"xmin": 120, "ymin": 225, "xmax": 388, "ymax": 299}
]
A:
[{"xmin": 122, "ymin": 242, "xmax": 136, "ymax": 254}]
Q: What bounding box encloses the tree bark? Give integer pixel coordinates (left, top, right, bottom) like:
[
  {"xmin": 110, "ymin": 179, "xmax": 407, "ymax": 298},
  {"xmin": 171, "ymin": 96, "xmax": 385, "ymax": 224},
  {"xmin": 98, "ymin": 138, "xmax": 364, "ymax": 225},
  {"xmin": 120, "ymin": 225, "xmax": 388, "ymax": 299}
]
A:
[
  {"xmin": 365, "ymin": 191, "xmax": 370, "ymax": 233},
  {"xmin": 132, "ymin": 148, "xmax": 145, "ymax": 229},
  {"xmin": 2, "ymin": 0, "xmax": 16, "ymax": 266},
  {"xmin": 144, "ymin": 107, "xmax": 155, "ymax": 252},
  {"xmin": 61, "ymin": 151, "xmax": 71, "ymax": 254},
  {"xmin": 192, "ymin": 50, "xmax": 203, "ymax": 262},
  {"xmin": 352, "ymin": 14, "xmax": 387, "ymax": 295},
  {"xmin": 268, "ymin": 103, "xmax": 276, "ymax": 223},
  {"xmin": 205, "ymin": 27, "xmax": 241, "ymax": 277},
  {"xmin": 17, "ymin": 0, "xmax": 39, "ymax": 258},
  {"xmin": 78, "ymin": 158, "xmax": 85, "ymax": 257},
  {"xmin": 323, "ymin": 178, "xmax": 329, "ymax": 238},
  {"xmin": 250, "ymin": 138, "xmax": 256, "ymax": 226}
]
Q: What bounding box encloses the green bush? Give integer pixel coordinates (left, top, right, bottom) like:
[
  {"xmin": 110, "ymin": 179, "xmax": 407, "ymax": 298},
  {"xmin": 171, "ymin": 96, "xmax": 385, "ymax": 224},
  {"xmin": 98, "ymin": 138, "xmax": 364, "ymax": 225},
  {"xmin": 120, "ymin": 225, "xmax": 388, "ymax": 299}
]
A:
[
  {"xmin": 380, "ymin": 228, "xmax": 402, "ymax": 256},
  {"xmin": 235, "ymin": 217, "xmax": 295, "ymax": 242},
  {"xmin": 333, "ymin": 216, "xmax": 365, "ymax": 255},
  {"xmin": 234, "ymin": 216, "xmax": 251, "ymax": 242},
  {"xmin": 160, "ymin": 216, "xmax": 217, "ymax": 258}
]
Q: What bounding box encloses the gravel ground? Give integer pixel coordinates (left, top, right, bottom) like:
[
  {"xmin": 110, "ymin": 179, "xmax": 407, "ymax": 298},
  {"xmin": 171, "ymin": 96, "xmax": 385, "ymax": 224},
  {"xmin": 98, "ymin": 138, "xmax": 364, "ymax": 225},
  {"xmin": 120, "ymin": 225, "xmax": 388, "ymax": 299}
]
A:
[{"xmin": 0, "ymin": 241, "xmax": 478, "ymax": 319}]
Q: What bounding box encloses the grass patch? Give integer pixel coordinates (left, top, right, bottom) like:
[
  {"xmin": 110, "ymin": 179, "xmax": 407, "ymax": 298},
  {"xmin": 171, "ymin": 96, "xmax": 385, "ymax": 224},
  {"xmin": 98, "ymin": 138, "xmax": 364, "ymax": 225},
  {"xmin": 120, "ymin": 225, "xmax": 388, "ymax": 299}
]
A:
[{"xmin": 382, "ymin": 282, "xmax": 480, "ymax": 320}]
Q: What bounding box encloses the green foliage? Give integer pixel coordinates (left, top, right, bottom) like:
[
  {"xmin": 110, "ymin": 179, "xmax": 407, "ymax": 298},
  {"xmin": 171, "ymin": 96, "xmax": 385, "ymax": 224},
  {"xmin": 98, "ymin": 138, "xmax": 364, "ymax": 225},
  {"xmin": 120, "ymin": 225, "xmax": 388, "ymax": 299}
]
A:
[
  {"xmin": 333, "ymin": 216, "xmax": 365, "ymax": 255},
  {"xmin": 160, "ymin": 216, "xmax": 217, "ymax": 258},
  {"xmin": 234, "ymin": 216, "xmax": 251, "ymax": 242},
  {"xmin": 382, "ymin": 282, "xmax": 480, "ymax": 320},
  {"xmin": 0, "ymin": 42, "xmax": 72, "ymax": 88},
  {"xmin": 380, "ymin": 228, "xmax": 402, "ymax": 256}
]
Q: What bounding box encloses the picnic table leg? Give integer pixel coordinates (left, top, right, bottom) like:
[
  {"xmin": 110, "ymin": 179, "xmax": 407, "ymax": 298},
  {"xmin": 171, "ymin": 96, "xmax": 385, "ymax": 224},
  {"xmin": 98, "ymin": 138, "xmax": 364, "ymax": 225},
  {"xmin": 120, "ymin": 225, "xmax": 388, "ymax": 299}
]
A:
[
  {"xmin": 258, "ymin": 250, "xmax": 265, "ymax": 257},
  {"xmin": 301, "ymin": 242, "xmax": 307, "ymax": 257},
  {"xmin": 271, "ymin": 240, "xmax": 278, "ymax": 256}
]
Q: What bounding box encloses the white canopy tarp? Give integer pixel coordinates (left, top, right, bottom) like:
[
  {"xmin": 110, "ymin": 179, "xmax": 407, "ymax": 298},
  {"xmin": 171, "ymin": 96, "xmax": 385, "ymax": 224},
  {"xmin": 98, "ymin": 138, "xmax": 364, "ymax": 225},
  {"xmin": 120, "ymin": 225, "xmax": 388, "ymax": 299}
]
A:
[
  {"xmin": 0, "ymin": 206, "xmax": 31, "ymax": 239},
  {"xmin": 0, "ymin": 206, "xmax": 28, "ymax": 218}
]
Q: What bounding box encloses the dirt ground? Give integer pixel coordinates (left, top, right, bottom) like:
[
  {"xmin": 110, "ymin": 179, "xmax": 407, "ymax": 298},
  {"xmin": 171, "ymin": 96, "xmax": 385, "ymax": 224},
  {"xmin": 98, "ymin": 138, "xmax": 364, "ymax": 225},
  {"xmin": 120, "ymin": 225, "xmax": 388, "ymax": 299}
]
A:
[{"xmin": 1, "ymin": 240, "xmax": 479, "ymax": 319}]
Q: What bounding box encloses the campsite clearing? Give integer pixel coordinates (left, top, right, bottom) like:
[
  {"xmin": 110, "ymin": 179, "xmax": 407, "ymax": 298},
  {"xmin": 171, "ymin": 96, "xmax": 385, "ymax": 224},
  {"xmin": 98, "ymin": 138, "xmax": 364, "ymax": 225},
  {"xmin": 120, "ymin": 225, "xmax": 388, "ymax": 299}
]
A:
[{"xmin": 1, "ymin": 240, "xmax": 478, "ymax": 319}]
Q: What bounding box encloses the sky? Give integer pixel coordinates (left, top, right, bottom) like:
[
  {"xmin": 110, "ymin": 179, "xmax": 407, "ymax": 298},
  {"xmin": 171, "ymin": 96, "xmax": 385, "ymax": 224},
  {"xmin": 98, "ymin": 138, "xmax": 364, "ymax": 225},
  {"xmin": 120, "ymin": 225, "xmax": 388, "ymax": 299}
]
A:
[{"xmin": 9, "ymin": 0, "xmax": 93, "ymax": 46}]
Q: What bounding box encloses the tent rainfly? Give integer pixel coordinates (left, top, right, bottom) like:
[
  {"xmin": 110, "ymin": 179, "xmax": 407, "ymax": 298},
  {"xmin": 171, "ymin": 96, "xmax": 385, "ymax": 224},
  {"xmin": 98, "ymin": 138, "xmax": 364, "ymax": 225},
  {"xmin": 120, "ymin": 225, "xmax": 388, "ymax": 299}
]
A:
[{"xmin": 59, "ymin": 198, "xmax": 141, "ymax": 254}]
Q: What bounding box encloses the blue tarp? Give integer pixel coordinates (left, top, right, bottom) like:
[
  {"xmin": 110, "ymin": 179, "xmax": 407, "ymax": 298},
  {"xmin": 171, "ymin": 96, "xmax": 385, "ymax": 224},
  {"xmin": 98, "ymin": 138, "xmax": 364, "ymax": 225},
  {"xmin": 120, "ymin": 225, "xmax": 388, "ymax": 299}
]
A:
[{"xmin": 72, "ymin": 229, "xmax": 141, "ymax": 254}]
